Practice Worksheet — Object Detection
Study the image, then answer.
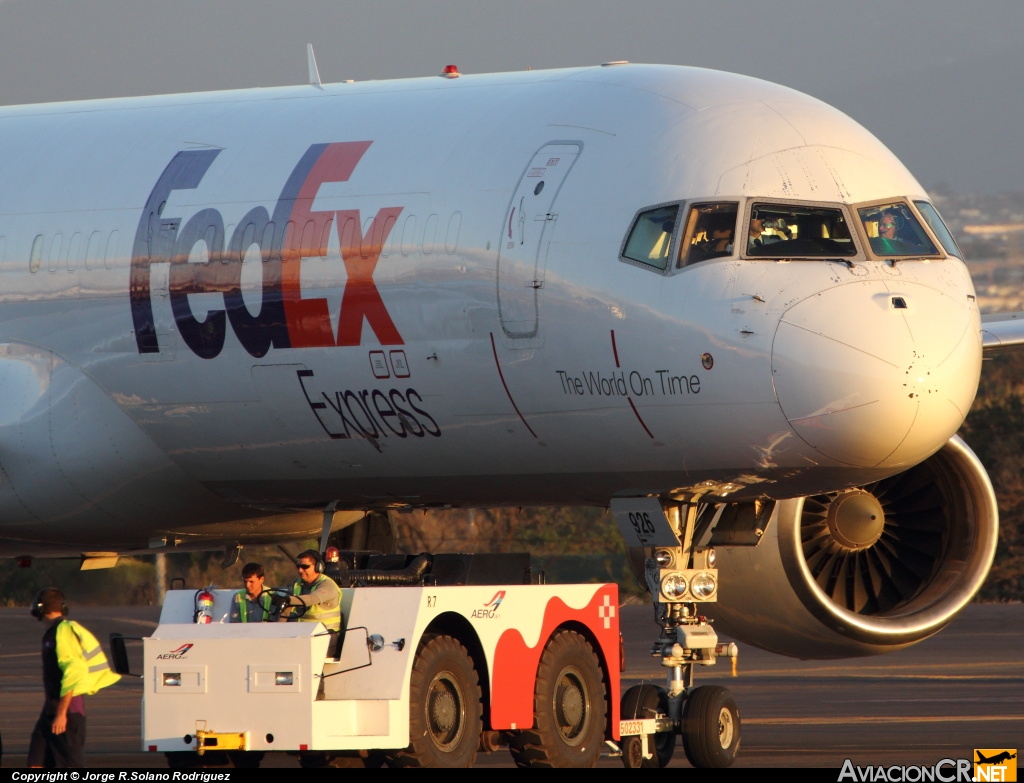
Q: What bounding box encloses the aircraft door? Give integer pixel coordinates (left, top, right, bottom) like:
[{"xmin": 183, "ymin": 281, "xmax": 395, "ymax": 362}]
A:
[{"xmin": 497, "ymin": 143, "xmax": 580, "ymax": 339}]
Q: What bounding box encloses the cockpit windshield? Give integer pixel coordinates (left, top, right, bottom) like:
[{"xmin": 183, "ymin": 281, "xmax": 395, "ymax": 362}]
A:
[
  {"xmin": 914, "ymin": 201, "xmax": 962, "ymax": 259},
  {"xmin": 621, "ymin": 204, "xmax": 679, "ymax": 270},
  {"xmin": 858, "ymin": 202, "xmax": 939, "ymax": 257},
  {"xmin": 622, "ymin": 197, "xmax": 952, "ymax": 275},
  {"xmin": 746, "ymin": 204, "xmax": 855, "ymax": 257},
  {"xmin": 678, "ymin": 203, "xmax": 738, "ymax": 266}
]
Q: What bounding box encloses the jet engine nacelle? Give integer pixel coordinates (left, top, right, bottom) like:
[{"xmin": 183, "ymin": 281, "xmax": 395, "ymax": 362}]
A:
[{"xmin": 705, "ymin": 436, "xmax": 998, "ymax": 659}]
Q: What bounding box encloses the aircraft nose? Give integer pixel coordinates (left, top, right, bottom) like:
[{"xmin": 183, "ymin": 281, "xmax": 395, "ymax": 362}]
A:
[{"xmin": 771, "ymin": 280, "xmax": 981, "ymax": 468}]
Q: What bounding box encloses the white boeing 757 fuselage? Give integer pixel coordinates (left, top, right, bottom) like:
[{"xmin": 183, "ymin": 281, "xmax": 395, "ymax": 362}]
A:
[{"xmin": 0, "ymin": 64, "xmax": 982, "ymax": 560}]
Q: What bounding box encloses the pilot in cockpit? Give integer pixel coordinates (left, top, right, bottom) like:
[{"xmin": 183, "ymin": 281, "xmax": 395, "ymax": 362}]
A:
[
  {"xmin": 878, "ymin": 211, "xmax": 899, "ymax": 241},
  {"xmin": 748, "ymin": 215, "xmax": 790, "ymax": 250},
  {"xmin": 686, "ymin": 214, "xmax": 734, "ymax": 261},
  {"xmin": 866, "ymin": 208, "xmax": 920, "ymax": 255}
]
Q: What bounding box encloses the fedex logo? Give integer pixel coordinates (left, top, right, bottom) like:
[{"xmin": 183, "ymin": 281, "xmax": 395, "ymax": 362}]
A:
[{"xmin": 130, "ymin": 142, "xmax": 403, "ymax": 359}]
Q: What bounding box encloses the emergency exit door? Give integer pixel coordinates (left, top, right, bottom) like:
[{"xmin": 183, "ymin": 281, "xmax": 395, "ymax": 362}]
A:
[{"xmin": 497, "ymin": 143, "xmax": 581, "ymax": 339}]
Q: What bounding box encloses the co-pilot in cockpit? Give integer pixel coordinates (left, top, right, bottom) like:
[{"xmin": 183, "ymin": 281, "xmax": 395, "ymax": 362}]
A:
[{"xmin": 858, "ymin": 202, "xmax": 939, "ymax": 257}]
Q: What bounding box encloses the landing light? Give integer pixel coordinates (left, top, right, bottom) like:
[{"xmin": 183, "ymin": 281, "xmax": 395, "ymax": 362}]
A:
[
  {"xmin": 659, "ymin": 568, "xmax": 719, "ymax": 601},
  {"xmin": 691, "ymin": 572, "xmax": 717, "ymax": 599},
  {"xmin": 661, "ymin": 572, "xmax": 688, "ymax": 600}
]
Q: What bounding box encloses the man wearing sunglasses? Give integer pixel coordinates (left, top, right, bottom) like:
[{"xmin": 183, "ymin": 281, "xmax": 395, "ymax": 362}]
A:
[{"xmin": 284, "ymin": 550, "xmax": 343, "ymax": 644}]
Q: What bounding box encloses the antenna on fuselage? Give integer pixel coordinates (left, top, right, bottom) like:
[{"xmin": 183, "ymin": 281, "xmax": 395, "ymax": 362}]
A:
[{"xmin": 307, "ymin": 43, "xmax": 323, "ymax": 89}]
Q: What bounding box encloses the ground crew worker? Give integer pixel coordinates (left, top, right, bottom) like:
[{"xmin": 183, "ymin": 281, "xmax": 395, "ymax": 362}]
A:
[
  {"xmin": 230, "ymin": 562, "xmax": 274, "ymax": 622},
  {"xmin": 285, "ymin": 550, "xmax": 343, "ymax": 654},
  {"xmin": 28, "ymin": 588, "xmax": 120, "ymax": 768}
]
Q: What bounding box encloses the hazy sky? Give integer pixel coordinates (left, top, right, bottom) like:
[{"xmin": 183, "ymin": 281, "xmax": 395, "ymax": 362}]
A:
[{"xmin": 1, "ymin": 0, "xmax": 1020, "ymax": 194}]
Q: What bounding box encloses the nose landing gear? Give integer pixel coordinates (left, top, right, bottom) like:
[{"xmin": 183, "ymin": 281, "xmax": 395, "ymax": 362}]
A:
[{"xmin": 611, "ymin": 498, "xmax": 741, "ymax": 768}]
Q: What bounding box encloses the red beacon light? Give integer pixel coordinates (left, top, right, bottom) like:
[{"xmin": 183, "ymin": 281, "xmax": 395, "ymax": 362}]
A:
[
  {"xmin": 441, "ymin": 64, "xmax": 460, "ymax": 79},
  {"xmin": 325, "ymin": 546, "xmax": 340, "ymax": 563}
]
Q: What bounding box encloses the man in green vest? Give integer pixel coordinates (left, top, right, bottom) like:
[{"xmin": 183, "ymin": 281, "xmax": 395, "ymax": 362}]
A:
[
  {"xmin": 284, "ymin": 550, "xmax": 343, "ymax": 654},
  {"xmin": 28, "ymin": 588, "xmax": 120, "ymax": 768},
  {"xmin": 230, "ymin": 562, "xmax": 274, "ymax": 622}
]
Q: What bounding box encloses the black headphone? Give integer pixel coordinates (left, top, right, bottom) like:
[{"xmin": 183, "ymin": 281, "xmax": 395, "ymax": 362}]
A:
[
  {"xmin": 297, "ymin": 549, "xmax": 324, "ymax": 574},
  {"xmin": 31, "ymin": 588, "xmax": 68, "ymax": 619}
]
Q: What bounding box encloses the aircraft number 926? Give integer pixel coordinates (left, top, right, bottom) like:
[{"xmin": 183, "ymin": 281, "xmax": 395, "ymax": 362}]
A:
[
  {"xmin": 629, "ymin": 511, "xmax": 657, "ymax": 538},
  {"xmin": 610, "ymin": 498, "xmax": 681, "ymax": 548}
]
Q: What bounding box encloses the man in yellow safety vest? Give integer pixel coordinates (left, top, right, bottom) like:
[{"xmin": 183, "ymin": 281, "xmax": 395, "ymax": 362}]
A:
[
  {"xmin": 28, "ymin": 588, "xmax": 120, "ymax": 768},
  {"xmin": 284, "ymin": 550, "xmax": 343, "ymax": 655},
  {"xmin": 230, "ymin": 562, "xmax": 274, "ymax": 622}
]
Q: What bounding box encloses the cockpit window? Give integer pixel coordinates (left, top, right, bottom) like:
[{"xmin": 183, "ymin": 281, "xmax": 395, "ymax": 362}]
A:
[
  {"xmin": 622, "ymin": 204, "xmax": 679, "ymax": 270},
  {"xmin": 678, "ymin": 203, "xmax": 738, "ymax": 266},
  {"xmin": 914, "ymin": 201, "xmax": 962, "ymax": 259},
  {"xmin": 746, "ymin": 204, "xmax": 855, "ymax": 257},
  {"xmin": 858, "ymin": 202, "xmax": 939, "ymax": 257}
]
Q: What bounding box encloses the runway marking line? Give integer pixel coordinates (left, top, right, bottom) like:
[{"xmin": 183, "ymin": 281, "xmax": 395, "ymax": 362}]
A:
[
  {"xmin": 627, "ymin": 666, "xmax": 1024, "ymax": 680},
  {"xmin": 746, "ymin": 715, "xmax": 1024, "ymax": 726}
]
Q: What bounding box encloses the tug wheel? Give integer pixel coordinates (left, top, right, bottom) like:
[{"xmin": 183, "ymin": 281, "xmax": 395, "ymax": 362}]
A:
[
  {"xmin": 508, "ymin": 629, "xmax": 607, "ymax": 768},
  {"xmin": 387, "ymin": 633, "xmax": 482, "ymax": 767}
]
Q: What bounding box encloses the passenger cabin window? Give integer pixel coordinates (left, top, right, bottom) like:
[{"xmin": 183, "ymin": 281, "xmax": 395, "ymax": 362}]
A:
[
  {"xmin": 914, "ymin": 201, "xmax": 961, "ymax": 259},
  {"xmin": 66, "ymin": 232, "xmax": 82, "ymax": 271},
  {"xmin": 622, "ymin": 204, "xmax": 678, "ymax": 270},
  {"xmin": 29, "ymin": 234, "xmax": 43, "ymax": 273},
  {"xmin": 48, "ymin": 234, "xmax": 64, "ymax": 273},
  {"xmin": 746, "ymin": 204, "xmax": 855, "ymax": 257},
  {"xmin": 423, "ymin": 213, "xmax": 438, "ymax": 255},
  {"xmin": 858, "ymin": 202, "xmax": 938, "ymax": 257},
  {"xmin": 85, "ymin": 231, "xmax": 103, "ymax": 270},
  {"xmin": 104, "ymin": 230, "xmax": 120, "ymax": 269},
  {"xmin": 401, "ymin": 214, "xmax": 417, "ymax": 257},
  {"xmin": 445, "ymin": 212, "xmax": 462, "ymax": 255},
  {"xmin": 679, "ymin": 203, "xmax": 738, "ymax": 266}
]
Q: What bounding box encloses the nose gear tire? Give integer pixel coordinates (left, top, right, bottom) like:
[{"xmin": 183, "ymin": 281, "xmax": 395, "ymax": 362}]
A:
[
  {"xmin": 620, "ymin": 684, "xmax": 675, "ymax": 768},
  {"xmin": 681, "ymin": 685, "xmax": 740, "ymax": 768}
]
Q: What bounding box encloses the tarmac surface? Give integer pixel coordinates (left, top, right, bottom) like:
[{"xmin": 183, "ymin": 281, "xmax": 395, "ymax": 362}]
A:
[{"xmin": 0, "ymin": 602, "xmax": 1020, "ymax": 769}]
